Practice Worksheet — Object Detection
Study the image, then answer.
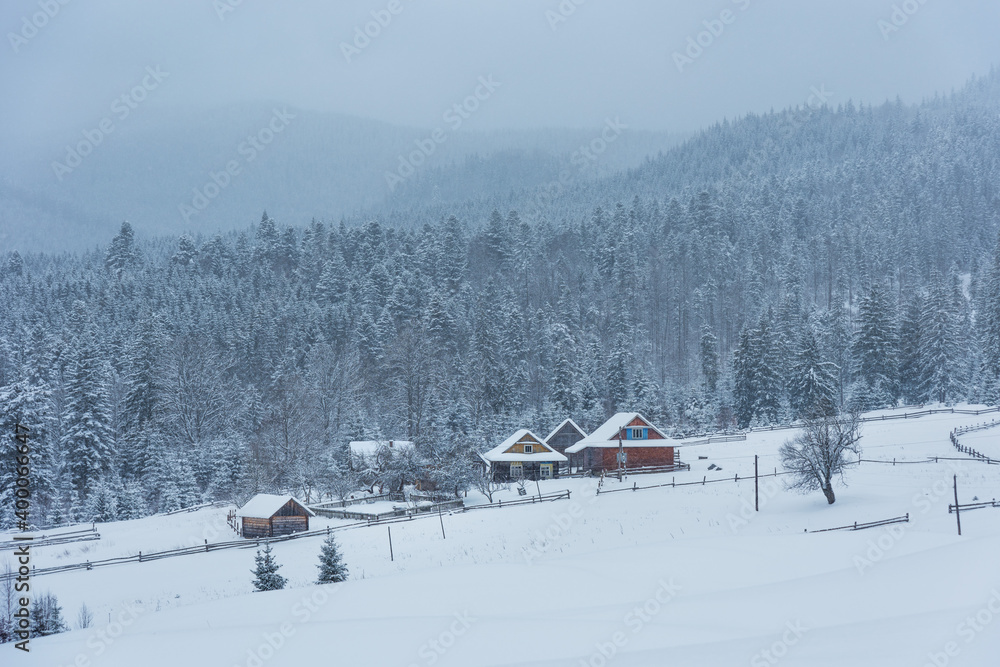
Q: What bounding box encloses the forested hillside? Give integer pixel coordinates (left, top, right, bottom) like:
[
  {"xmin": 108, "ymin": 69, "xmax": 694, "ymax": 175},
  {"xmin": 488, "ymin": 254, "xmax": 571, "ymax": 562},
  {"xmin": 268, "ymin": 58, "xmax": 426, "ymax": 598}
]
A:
[{"xmin": 2, "ymin": 71, "xmax": 999, "ymax": 526}]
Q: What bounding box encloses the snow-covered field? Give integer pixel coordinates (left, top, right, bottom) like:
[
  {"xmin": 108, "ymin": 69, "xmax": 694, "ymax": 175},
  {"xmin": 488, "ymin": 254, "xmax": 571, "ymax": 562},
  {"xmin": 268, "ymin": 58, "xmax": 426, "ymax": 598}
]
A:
[{"xmin": 4, "ymin": 408, "xmax": 1000, "ymax": 666}]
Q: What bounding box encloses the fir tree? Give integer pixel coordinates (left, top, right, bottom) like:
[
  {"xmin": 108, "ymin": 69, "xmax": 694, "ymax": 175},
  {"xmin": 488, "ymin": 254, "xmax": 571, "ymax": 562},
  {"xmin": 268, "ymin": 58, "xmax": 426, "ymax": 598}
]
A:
[
  {"xmin": 316, "ymin": 534, "xmax": 349, "ymax": 584},
  {"xmin": 252, "ymin": 543, "xmax": 287, "ymax": 592},
  {"xmin": 29, "ymin": 592, "xmax": 68, "ymax": 637},
  {"xmin": 788, "ymin": 326, "xmax": 838, "ymax": 418},
  {"xmin": 852, "ymin": 283, "xmax": 900, "ymax": 408}
]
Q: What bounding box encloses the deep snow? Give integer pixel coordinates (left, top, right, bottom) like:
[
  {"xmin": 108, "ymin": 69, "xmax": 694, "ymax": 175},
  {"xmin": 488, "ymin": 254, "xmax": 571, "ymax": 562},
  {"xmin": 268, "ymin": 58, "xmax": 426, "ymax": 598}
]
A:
[{"xmin": 3, "ymin": 407, "xmax": 999, "ymax": 666}]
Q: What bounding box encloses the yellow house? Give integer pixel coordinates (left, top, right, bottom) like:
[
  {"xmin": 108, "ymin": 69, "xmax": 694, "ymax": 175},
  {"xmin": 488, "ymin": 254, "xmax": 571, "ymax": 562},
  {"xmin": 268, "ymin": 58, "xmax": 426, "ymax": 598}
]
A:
[{"xmin": 481, "ymin": 429, "xmax": 568, "ymax": 481}]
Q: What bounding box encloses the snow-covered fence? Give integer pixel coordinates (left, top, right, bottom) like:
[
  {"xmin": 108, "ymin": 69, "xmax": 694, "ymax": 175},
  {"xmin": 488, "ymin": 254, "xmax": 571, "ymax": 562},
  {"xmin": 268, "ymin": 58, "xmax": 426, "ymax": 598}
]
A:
[
  {"xmin": 313, "ymin": 498, "xmax": 464, "ymax": 521},
  {"xmin": 747, "ymin": 406, "xmax": 1000, "ymax": 435},
  {"xmin": 807, "ymin": 514, "xmax": 910, "ymax": 533},
  {"xmin": 596, "ymin": 469, "xmax": 795, "ymax": 495},
  {"xmin": 948, "ymin": 499, "xmax": 1000, "ymax": 514},
  {"xmin": 949, "ymin": 419, "xmax": 1000, "ymax": 464},
  {"xmin": 0, "ymin": 525, "xmax": 100, "ymax": 551},
  {"xmin": 464, "ymin": 490, "xmax": 571, "ymax": 510}
]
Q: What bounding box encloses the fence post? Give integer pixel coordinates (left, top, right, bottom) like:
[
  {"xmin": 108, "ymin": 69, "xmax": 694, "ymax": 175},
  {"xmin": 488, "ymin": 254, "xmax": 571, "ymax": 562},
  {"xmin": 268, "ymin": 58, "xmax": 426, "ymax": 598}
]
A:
[
  {"xmin": 387, "ymin": 526, "xmax": 394, "ymax": 561},
  {"xmin": 755, "ymin": 455, "xmax": 759, "ymax": 512}
]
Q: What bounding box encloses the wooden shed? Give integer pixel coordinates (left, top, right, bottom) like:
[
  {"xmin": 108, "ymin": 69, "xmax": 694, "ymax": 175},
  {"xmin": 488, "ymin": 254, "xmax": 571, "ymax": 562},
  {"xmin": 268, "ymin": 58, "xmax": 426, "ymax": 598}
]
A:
[{"xmin": 237, "ymin": 494, "xmax": 315, "ymax": 538}]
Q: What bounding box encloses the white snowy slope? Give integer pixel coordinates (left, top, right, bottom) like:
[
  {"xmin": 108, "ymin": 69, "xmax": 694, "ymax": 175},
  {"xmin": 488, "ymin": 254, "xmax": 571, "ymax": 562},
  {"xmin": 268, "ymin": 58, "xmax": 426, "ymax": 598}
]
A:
[{"xmin": 3, "ymin": 407, "xmax": 999, "ymax": 666}]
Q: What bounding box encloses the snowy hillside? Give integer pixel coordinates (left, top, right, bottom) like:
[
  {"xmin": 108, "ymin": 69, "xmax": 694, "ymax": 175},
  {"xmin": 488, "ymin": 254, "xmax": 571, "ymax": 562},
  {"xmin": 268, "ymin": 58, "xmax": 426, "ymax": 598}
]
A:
[{"xmin": 4, "ymin": 408, "xmax": 998, "ymax": 666}]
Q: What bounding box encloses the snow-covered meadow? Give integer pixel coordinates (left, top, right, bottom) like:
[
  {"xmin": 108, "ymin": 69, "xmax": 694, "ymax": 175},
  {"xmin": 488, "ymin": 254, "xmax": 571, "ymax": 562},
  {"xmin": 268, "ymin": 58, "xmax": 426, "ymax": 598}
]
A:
[{"xmin": 3, "ymin": 407, "xmax": 999, "ymax": 666}]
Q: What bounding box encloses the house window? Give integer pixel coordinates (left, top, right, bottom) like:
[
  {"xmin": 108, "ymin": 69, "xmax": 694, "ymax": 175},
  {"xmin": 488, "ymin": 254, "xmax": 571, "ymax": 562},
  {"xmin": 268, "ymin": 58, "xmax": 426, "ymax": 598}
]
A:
[
  {"xmin": 510, "ymin": 462, "xmax": 523, "ymax": 479},
  {"xmin": 630, "ymin": 428, "xmax": 645, "ymax": 440},
  {"xmin": 523, "ymin": 444, "xmax": 533, "ymax": 454},
  {"xmin": 540, "ymin": 464, "xmax": 553, "ymax": 479}
]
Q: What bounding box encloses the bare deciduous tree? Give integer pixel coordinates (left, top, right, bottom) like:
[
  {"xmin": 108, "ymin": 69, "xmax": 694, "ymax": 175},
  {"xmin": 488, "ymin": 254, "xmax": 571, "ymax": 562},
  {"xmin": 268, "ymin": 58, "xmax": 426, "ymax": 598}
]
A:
[{"xmin": 779, "ymin": 413, "xmax": 862, "ymax": 504}]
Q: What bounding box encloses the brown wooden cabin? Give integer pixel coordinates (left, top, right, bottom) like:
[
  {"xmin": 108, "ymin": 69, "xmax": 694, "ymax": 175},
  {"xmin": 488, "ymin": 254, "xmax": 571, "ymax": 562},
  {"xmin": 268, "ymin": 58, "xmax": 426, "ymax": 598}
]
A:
[
  {"xmin": 237, "ymin": 494, "xmax": 315, "ymax": 538},
  {"xmin": 566, "ymin": 412, "xmax": 682, "ymax": 474}
]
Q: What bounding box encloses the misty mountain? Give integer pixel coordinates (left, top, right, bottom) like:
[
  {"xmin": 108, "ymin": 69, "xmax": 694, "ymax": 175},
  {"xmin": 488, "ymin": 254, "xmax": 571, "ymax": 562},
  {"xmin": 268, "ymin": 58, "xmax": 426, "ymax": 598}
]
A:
[{"xmin": 0, "ymin": 105, "xmax": 679, "ymax": 253}]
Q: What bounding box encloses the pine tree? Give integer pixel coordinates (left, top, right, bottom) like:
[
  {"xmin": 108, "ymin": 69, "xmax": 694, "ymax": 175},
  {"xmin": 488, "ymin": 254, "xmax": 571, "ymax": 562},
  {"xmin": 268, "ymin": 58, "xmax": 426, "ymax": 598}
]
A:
[
  {"xmin": 251, "ymin": 543, "xmax": 287, "ymax": 592},
  {"xmin": 788, "ymin": 326, "xmax": 838, "ymax": 418},
  {"xmin": 852, "ymin": 283, "xmax": 899, "ymax": 408},
  {"xmin": 29, "ymin": 592, "xmax": 68, "ymax": 637},
  {"xmin": 919, "ymin": 272, "xmax": 964, "ymax": 404},
  {"xmin": 700, "ymin": 324, "xmax": 720, "ymax": 393},
  {"xmin": 62, "ymin": 333, "xmax": 115, "ymax": 496},
  {"xmin": 316, "ymin": 534, "xmax": 349, "ymax": 584},
  {"xmin": 105, "ymin": 221, "xmax": 137, "ymax": 275},
  {"xmin": 897, "ymin": 293, "xmax": 924, "ymax": 404}
]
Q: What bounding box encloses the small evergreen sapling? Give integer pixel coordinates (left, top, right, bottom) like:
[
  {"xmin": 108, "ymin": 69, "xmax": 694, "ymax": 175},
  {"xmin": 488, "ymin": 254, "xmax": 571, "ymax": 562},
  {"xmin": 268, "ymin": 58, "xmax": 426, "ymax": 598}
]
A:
[
  {"xmin": 251, "ymin": 543, "xmax": 287, "ymax": 591},
  {"xmin": 316, "ymin": 534, "xmax": 349, "ymax": 584}
]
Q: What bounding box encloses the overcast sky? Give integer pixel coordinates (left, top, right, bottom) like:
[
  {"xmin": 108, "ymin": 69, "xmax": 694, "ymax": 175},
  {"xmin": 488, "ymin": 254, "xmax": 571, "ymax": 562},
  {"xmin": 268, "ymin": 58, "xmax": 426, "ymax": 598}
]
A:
[{"xmin": 2, "ymin": 0, "xmax": 999, "ymax": 144}]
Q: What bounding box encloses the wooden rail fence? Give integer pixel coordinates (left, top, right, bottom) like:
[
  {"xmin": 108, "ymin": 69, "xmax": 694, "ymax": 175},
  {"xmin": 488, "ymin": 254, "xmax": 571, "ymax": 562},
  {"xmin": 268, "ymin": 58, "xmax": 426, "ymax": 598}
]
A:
[{"xmin": 808, "ymin": 514, "xmax": 910, "ymax": 533}]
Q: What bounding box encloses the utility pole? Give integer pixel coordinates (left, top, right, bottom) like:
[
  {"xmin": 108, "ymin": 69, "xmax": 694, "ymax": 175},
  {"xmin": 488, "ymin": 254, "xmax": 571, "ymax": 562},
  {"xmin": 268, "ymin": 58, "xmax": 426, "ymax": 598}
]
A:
[
  {"xmin": 438, "ymin": 504, "xmax": 446, "ymax": 540},
  {"xmin": 617, "ymin": 430, "xmax": 624, "ymax": 482},
  {"xmin": 953, "ymin": 475, "xmax": 962, "ymax": 536},
  {"xmin": 754, "ymin": 455, "xmax": 759, "ymax": 512},
  {"xmin": 388, "ymin": 525, "xmax": 394, "ymax": 561}
]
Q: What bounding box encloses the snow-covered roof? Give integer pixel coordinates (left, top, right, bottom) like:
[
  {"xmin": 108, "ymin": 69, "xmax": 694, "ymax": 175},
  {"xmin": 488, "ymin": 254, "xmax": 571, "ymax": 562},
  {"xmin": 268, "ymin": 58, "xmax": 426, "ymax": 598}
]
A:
[
  {"xmin": 237, "ymin": 494, "xmax": 315, "ymax": 519},
  {"xmin": 565, "ymin": 413, "xmax": 675, "ymax": 454},
  {"xmin": 349, "ymin": 440, "xmax": 415, "ymax": 457},
  {"xmin": 544, "ymin": 418, "xmax": 588, "ymax": 443},
  {"xmin": 482, "ymin": 429, "xmax": 568, "ymax": 463}
]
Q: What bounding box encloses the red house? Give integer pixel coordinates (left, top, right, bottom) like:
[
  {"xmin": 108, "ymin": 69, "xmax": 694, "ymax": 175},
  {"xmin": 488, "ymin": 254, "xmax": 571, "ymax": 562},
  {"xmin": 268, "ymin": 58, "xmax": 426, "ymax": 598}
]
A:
[{"xmin": 565, "ymin": 412, "xmax": 684, "ymax": 474}]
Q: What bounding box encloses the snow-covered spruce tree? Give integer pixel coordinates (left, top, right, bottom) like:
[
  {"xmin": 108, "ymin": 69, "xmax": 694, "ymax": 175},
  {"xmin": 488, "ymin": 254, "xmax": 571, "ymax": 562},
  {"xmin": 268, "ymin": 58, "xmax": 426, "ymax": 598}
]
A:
[
  {"xmin": 0, "ymin": 372, "xmax": 57, "ymax": 528},
  {"xmin": 29, "ymin": 592, "xmax": 69, "ymax": 637},
  {"xmin": 61, "ymin": 330, "xmax": 115, "ymax": 498},
  {"xmin": 852, "ymin": 283, "xmax": 899, "ymax": 408},
  {"xmin": 897, "ymin": 292, "xmax": 925, "ymax": 405},
  {"xmin": 788, "ymin": 326, "xmax": 838, "ymax": 419},
  {"xmin": 316, "ymin": 534, "xmax": 349, "ymax": 584},
  {"xmin": 979, "ymin": 233, "xmax": 1000, "ymax": 400},
  {"xmin": 251, "ymin": 543, "xmax": 287, "ymax": 592},
  {"xmin": 779, "ymin": 413, "xmax": 862, "ymax": 505},
  {"xmin": 919, "ymin": 272, "xmax": 965, "ymax": 404}
]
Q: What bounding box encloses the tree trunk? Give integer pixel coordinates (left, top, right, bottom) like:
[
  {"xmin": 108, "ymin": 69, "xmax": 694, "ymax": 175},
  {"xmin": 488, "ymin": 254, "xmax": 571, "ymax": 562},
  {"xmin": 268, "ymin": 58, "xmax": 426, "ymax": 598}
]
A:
[{"xmin": 822, "ymin": 483, "xmax": 836, "ymax": 504}]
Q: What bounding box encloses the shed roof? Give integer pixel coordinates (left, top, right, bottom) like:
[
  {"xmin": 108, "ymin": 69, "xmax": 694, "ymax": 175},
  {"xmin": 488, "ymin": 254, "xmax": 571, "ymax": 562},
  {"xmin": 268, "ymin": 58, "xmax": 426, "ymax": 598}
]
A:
[
  {"xmin": 237, "ymin": 494, "xmax": 315, "ymax": 519},
  {"xmin": 544, "ymin": 418, "xmax": 588, "ymax": 443}
]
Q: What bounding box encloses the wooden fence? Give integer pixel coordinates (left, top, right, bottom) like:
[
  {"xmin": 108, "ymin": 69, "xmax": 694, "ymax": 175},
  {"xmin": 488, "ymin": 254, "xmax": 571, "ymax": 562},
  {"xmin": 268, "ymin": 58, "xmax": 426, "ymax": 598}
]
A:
[
  {"xmin": 808, "ymin": 514, "xmax": 910, "ymax": 533},
  {"xmin": 949, "ymin": 419, "xmax": 1000, "ymax": 464},
  {"xmin": 464, "ymin": 490, "xmax": 572, "ymax": 510},
  {"xmin": 0, "ymin": 526, "xmax": 100, "ymax": 551},
  {"xmin": 312, "ymin": 498, "xmax": 465, "ymax": 521},
  {"xmin": 949, "ymin": 499, "xmax": 999, "ymax": 514}
]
